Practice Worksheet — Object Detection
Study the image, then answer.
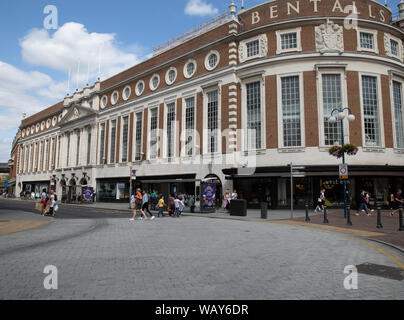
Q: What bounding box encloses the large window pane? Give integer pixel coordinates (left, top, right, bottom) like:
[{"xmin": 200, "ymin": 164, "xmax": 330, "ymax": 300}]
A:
[
  {"xmin": 281, "ymin": 76, "xmax": 301, "ymax": 147},
  {"xmin": 362, "ymin": 76, "xmax": 381, "ymax": 147},
  {"xmin": 110, "ymin": 120, "xmax": 117, "ymax": 164},
  {"xmin": 322, "ymin": 74, "xmax": 342, "ymax": 146},
  {"xmin": 99, "ymin": 123, "xmax": 105, "ymax": 164},
  {"xmin": 246, "ymin": 82, "xmax": 262, "ymax": 150},
  {"xmin": 135, "ymin": 113, "xmax": 143, "ymax": 161},
  {"xmin": 122, "ymin": 117, "xmax": 129, "ymax": 162},
  {"xmin": 185, "ymin": 97, "xmax": 195, "ymax": 156},
  {"xmin": 207, "ymin": 91, "xmax": 218, "ymax": 153},
  {"xmin": 150, "ymin": 108, "xmax": 158, "ymax": 159},
  {"xmin": 166, "ymin": 103, "xmax": 175, "ymax": 158},
  {"xmin": 393, "ymin": 81, "xmax": 404, "ymax": 148}
]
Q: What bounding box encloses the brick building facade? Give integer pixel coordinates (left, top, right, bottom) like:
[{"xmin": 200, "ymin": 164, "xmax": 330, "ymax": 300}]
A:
[{"xmin": 11, "ymin": 0, "xmax": 404, "ymax": 209}]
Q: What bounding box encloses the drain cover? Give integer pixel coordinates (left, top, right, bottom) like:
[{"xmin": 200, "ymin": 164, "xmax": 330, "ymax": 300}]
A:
[{"xmin": 356, "ymin": 263, "xmax": 404, "ymax": 281}]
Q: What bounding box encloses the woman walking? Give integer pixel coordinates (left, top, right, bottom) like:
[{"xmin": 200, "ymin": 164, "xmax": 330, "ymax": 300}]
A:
[{"xmin": 130, "ymin": 189, "xmax": 147, "ymax": 221}]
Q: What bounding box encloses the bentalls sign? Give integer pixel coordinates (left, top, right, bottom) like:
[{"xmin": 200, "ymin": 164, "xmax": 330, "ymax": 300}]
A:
[{"xmin": 240, "ymin": 0, "xmax": 392, "ymax": 29}]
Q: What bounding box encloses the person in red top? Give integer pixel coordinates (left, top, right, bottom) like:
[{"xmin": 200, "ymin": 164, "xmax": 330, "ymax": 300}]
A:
[
  {"xmin": 130, "ymin": 189, "xmax": 147, "ymax": 221},
  {"xmin": 391, "ymin": 189, "xmax": 403, "ymax": 216}
]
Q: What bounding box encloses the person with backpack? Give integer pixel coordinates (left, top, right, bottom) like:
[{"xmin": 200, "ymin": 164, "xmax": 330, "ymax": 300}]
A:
[{"xmin": 130, "ymin": 189, "xmax": 147, "ymax": 221}]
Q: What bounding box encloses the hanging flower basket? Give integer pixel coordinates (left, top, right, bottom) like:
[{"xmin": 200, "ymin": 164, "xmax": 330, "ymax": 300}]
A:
[
  {"xmin": 342, "ymin": 144, "xmax": 359, "ymax": 156},
  {"xmin": 328, "ymin": 144, "xmax": 358, "ymax": 158}
]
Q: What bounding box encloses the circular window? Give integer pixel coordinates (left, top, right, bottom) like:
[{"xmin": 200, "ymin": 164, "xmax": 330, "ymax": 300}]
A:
[
  {"xmin": 123, "ymin": 85, "xmax": 131, "ymax": 101},
  {"xmin": 184, "ymin": 59, "xmax": 197, "ymax": 78},
  {"xmin": 46, "ymin": 119, "xmax": 51, "ymax": 129},
  {"xmin": 111, "ymin": 91, "xmax": 119, "ymax": 105},
  {"xmin": 52, "ymin": 116, "xmax": 57, "ymax": 126},
  {"xmin": 41, "ymin": 121, "xmax": 45, "ymax": 130},
  {"xmin": 58, "ymin": 114, "xmax": 63, "ymax": 122},
  {"xmin": 136, "ymin": 80, "xmax": 145, "ymax": 96},
  {"xmin": 36, "ymin": 124, "xmax": 40, "ymax": 133},
  {"xmin": 31, "ymin": 125, "xmax": 35, "ymax": 134},
  {"xmin": 205, "ymin": 51, "xmax": 220, "ymax": 71},
  {"xmin": 165, "ymin": 67, "xmax": 177, "ymax": 85},
  {"xmin": 101, "ymin": 95, "xmax": 108, "ymax": 109},
  {"xmin": 22, "ymin": 129, "xmax": 25, "ymax": 138},
  {"xmin": 150, "ymin": 74, "xmax": 160, "ymax": 91}
]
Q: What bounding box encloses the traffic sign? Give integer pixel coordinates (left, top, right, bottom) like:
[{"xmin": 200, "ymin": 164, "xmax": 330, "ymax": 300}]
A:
[
  {"xmin": 130, "ymin": 167, "xmax": 137, "ymax": 180},
  {"xmin": 339, "ymin": 164, "xmax": 349, "ymax": 180}
]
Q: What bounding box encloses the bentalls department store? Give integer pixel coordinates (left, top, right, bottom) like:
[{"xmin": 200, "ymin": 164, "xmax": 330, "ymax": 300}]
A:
[{"xmin": 9, "ymin": 0, "xmax": 404, "ymax": 209}]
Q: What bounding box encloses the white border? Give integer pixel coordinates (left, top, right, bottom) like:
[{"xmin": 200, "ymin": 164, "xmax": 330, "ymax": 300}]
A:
[
  {"xmin": 205, "ymin": 50, "xmax": 220, "ymax": 71},
  {"xmin": 183, "ymin": 59, "xmax": 197, "ymax": 79},
  {"xmin": 150, "ymin": 74, "xmax": 160, "ymax": 91},
  {"xmin": 165, "ymin": 67, "xmax": 178, "ymax": 86},
  {"xmin": 123, "ymin": 85, "xmax": 131, "ymax": 101},
  {"xmin": 357, "ymin": 28, "xmax": 379, "ymax": 54},
  {"xmin": 276, "ymin": 27, "xmax": 302, "ymax": 55}
]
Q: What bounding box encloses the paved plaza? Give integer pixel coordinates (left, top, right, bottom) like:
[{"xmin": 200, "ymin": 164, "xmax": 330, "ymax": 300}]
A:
[{"xmin": 0, "ymin": 199, "xmax": 403, "ymax": 300}]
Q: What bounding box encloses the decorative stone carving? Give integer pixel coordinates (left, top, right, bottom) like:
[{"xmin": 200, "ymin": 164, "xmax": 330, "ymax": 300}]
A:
[
  {"xmin": 315, "ymin": 20, "xmax": 344, "ymax": 53},
  {"xmin": 239, "ymin": 34, "xmax": 268, "ymax": 63},
  {"xmin": 384, "ymin": 34, "xmax": 403, "ymax": 60}
]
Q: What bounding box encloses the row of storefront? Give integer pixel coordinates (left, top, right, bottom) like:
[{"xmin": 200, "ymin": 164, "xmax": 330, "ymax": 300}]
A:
[{"xmin": 19, "ymin": 165, "xmax": 404, "ymax": 209}]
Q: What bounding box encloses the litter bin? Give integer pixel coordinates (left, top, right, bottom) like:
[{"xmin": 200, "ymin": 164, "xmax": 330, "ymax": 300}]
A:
[
  {"xmin": 261, "ymin": 202, "xmax": 268, "ymax": 219},
  {"xmin": 230, "ymin": 199, "xmax": 247, "ymax": 217}
]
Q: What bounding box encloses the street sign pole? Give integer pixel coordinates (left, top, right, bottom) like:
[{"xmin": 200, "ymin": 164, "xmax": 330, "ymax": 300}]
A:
[{"xmin": 129, "ymin": 166, "xmax": 133, "ymax": 209}]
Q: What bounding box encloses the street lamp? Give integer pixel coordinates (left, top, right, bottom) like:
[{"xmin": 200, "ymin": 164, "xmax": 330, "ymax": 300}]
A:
[{"xmin": 328, "ymin": 107, "xmax": 355, "ymax": 225}]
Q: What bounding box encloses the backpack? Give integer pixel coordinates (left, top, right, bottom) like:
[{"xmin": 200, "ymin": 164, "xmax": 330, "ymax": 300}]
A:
[
  {"xmin": 45, "ymin": 195, "xmax": 50, "ymax": 202},
  {"xmin": 54, "ymin": 194, "xmax": 58, "ymax": 201}
]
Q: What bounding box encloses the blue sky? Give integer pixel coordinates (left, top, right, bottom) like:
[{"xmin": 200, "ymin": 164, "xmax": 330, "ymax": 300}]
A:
[{"xmin": 0, "ymin": 0, "xmax": 401, "ymax": 162}]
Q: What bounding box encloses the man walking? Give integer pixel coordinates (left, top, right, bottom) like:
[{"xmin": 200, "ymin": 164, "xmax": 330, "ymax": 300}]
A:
[
  {"xmin": 356, "ymin": 190, "xmax": 370, "ymax": 216},
  {"xmin": 142, "ymin": 190, "xmax": 155, "ymax": 220}
]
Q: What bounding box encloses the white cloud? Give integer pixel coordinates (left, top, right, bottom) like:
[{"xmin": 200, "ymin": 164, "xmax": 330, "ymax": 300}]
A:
[
  {"xmin": 20, "ymin": 22, "xmax": 145, "ymax": 86},
  {"xmin": 185, "ymin": 0, "xmax": 219, "ymax": 17},
  {"xmin": 0, "ymin": 136, "xmax": 13, "ymax": 162}
]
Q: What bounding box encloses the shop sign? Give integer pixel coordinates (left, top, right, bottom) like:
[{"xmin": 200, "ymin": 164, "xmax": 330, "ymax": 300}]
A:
[
  {"xmin": 83, "ymin": 188, "xmax": 94, "ymax": 201},
  {"xmin": 339, "ymin": 164, "xmax": 349, "ymax": 180}
]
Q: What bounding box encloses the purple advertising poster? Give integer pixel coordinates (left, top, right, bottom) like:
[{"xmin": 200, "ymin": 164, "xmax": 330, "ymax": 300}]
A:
[
  {"xmin": 83, "ymin": 187, "xmax": 94, "ymax": 202},
  {"xmin": 203, "ymin": 184, "xmax": 216, "ymax": 208}
]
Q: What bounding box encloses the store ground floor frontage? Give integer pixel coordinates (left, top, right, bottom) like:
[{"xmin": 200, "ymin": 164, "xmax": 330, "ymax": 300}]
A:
[{"xmin": 225, "ymin": 165, "xmax": 404, "ymax": 210}]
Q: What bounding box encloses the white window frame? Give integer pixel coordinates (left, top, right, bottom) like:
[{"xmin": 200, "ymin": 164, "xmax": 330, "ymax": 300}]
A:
[
  {"xmin": 101, "ymin": 95, "xmax": 108, "ymax": 109},
  {"xmin": 239, "ymin": 34, "xmax": 268, "ymax": 63},
  {"xmin": 108, "ymin": 118, "xmax": 118, "ymax": 164},
  {"xmin": 358, "ymin": 72, "xmax": 385, "ymax": 148},
  {"xmin": 183, "ymin": 59, "xmax": 197, "ymax": 79},
  {"xmin": 163, "ymin": 99, "xmax": 177, "ymax": 159},
  {"xmin": 111, "ymin": 90, "xmax": 119, "ymax": 106},
  {"xmin": 202, "ymin": 86, "xmax": 222, "ymax": 155},
  {"xmin": 149, "ymin": 74, "xmax": 160, "ymax": 91},
  {"xmin": 205, "ymin": 50, "xmax": 220, "ymax": 71},
  {"xmin": 181, "ymin": 94, "xmax": 197, "ymax": 157},
  {"xmin": 357, "ymin": 28, "xmax": 379, "ymax": 54},
  {"xmin": 133, "ymin": 110, "xmax": 144, "ymax": 162},
  {"xmin": 120, "ymin": 114, "xmax": 130, "ymax": 163},
  {"xmin": 316, "ymin": 68, "xmax": 349, "ymax": 148},
  {"xmin": 277, "ymin": 72, "xmax": 306, "ymax": 149},
  {"xmin": 99, "ymin": 122, "xmax": 106, "ymax": 165},
  {"xmin": 123, "ymin": 85, "xmax": 131, "ymax": 101},
  {"xmin": 136, "ymin": 80, "xmax": 145, "ymax": 96},
  {"xmin": 385, "ymin": 33, "xmax": 403, "ymax": 60},
  {"xmin": 276, "ymin": 27, "xmax": 302, "ymax": 55},
  {"xmin": 148, "ymin": 106, "xmax": 160, "ymax": 160},
  {"xmin": 165, "ymin": 67, "xmax": 177, "ymax": 86},
  {"xmin": 390, "ymin": 75, "xmax": 404, "ymax": 150}
]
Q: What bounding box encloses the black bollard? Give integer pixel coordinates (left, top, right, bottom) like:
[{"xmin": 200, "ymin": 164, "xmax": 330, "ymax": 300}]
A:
[
  {"xmin": 376, "ymin": 207, "xmax": 383, "ymax": 229},
  {"xmin": 399, "ymin": 208, "xmax": 404, "ymax": 232},
  {"xmin": 323, "ymin": 205, "xmax": 329, "ymax": 224},
  {"xmin": 305, "ymin": 204, "xmax": 311, "ymax": 222},
  {"xmin": 347, "ymin": 205, "xmax": 352, "ymax": 226}
]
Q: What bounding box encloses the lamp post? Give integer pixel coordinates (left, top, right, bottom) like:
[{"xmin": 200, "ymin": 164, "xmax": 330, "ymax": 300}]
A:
[{"xmin": 328, "ymin": 108, "xmax": 356, "ymax": 225}]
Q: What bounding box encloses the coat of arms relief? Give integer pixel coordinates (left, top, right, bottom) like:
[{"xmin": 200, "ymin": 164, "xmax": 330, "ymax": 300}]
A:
[{"xmin": 315, "ymin": 20, "xmax": 344, "ymax": 53}]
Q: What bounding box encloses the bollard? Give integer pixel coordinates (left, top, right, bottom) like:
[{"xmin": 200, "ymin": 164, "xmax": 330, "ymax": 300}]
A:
[
  {"xmin": 399, "ymin": 208, "xmax": 404, "ymax": 232},
  {"xmin": 376, "ymin": 207, "xmax": 383, "ymax": 229},
  {"xmin": 347, "ymin": 205, "xmax": 352, "ymax": 226},
  {"xmin": 323, "ymin": 205, "xmax": 329, "ymax": 224},
  {"xmin": 305, "ymin": 204, "xmax": 311, "ymax": 222}
]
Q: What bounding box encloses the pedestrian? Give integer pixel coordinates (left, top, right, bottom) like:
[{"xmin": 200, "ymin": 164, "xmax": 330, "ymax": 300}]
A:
[
  {"xmin": 356, "ymin": 190, "xmax": 370, "ymax": 216},
  {"xmin": 223, "ymin": 189, "xmax": 231, "ymax": 211},
  {"xmin": 188, "ymin": 195, "xmax": 195, "ymax": 213},
  {"xmin": 390, "ymin": 189, "xmax": 403, "ymax": 216},
  {"xmin": 168, "ymin": 194, "xmax": 175, "ymax": 216},
  {"xmin": 130, "ymin": 193, "xmax": 136, "ymax": 209},
  {"xmin": 365, "ymin": 191, "xmax": 375, "ymax": 213},
  {"xmin": 157, "ymin": 196, "xmax": 165, "ymax": 217},
  {"xmin": 141, "ymin": 190, "xmax": 155, "ymax": 220},
  {"xmin": 314, "ymin": 189, "xmax": 326, "ymax": 213},
  {"xmin": 130, "ymin": 189, "xmax": 147, "ymax": 221},
  {"xmin": 48, "ymin": 190, "xmax": 56, "ymax": 217},
  {"xmin": 40, "ymin": 189, "xmax": 48, "ymax": 216},
  {"xmin": 231, "ymin": 190, "xmax": 238, "ymax": 201},
  {"xmin": 389, "ymin": 192, "xmax": 395, "ymax": 213},
  {"xmin": 174, "ymin": 196, "xmax": 184, "ymax": 217},
  {"xmin": 151, "ymin": 190, "xmax": 158, "ymax": 211}
]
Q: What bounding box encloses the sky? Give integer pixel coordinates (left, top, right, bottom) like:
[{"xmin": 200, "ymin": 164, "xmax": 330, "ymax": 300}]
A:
[{"xmin": 0, "ymin": 0, "xmax": 401, "ymax": 162}]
